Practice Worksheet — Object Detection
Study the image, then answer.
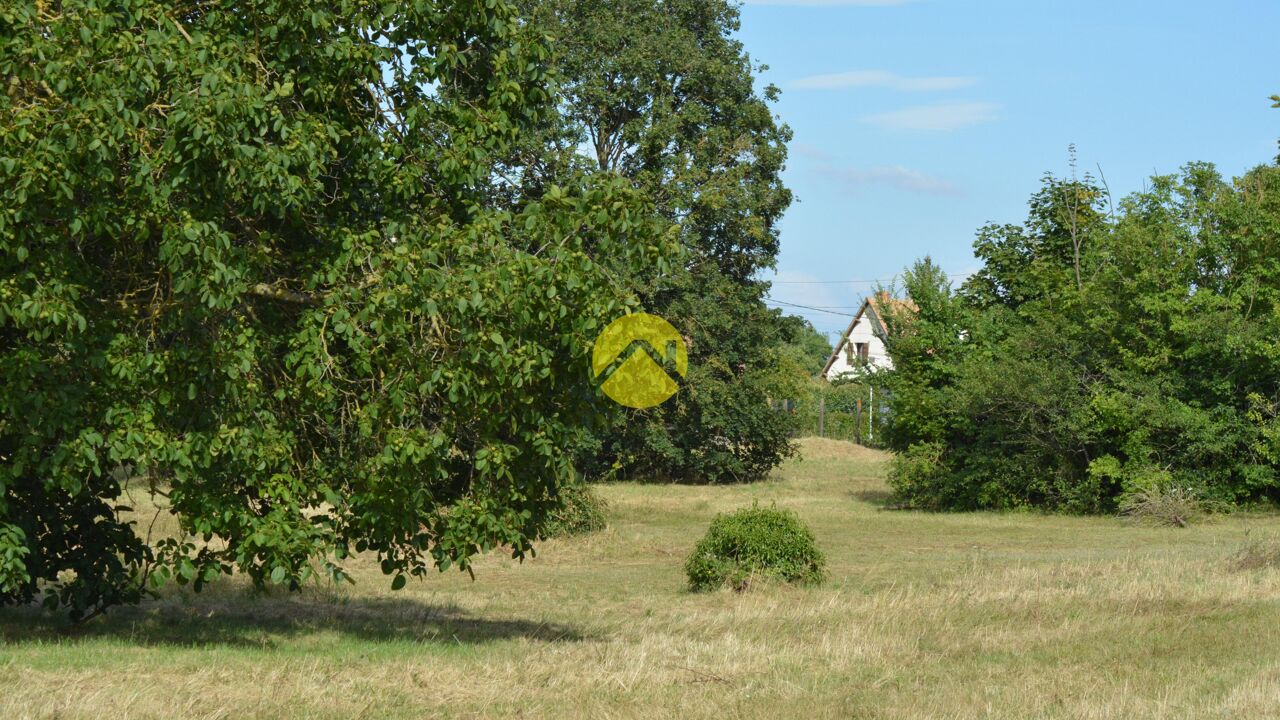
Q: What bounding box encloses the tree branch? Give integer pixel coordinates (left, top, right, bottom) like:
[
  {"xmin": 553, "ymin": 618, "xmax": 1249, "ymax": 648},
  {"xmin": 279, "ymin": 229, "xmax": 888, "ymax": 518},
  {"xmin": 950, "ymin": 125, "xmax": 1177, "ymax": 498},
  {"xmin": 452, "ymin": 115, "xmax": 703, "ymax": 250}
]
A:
[{"xmin": 248, "ymin": 283, "xmax": 321, "ymax": 306}]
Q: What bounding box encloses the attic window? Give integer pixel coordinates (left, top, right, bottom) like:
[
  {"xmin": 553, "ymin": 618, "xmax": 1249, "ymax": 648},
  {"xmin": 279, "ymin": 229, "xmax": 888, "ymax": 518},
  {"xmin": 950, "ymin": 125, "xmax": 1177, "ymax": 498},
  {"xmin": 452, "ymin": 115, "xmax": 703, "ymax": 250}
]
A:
[{"xmin": 855, "ymin": 342, "xmax": 869, "ymax": 362}]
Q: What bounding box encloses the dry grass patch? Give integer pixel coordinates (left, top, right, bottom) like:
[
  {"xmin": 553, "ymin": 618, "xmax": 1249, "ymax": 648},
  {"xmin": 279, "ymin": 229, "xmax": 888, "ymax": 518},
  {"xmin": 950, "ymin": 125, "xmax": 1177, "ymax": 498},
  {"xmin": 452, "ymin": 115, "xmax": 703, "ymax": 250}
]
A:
[
  {"xmin": 3, "ymin": 438, "xmax": 1280, "ymax": 719},
  {"xmin": 793, "ymin": 436, "xmax": 888, "ymax": 463},
  {"xmin": 1228, "ymin": 533, "xmax": 1280, "ymax": 572}
]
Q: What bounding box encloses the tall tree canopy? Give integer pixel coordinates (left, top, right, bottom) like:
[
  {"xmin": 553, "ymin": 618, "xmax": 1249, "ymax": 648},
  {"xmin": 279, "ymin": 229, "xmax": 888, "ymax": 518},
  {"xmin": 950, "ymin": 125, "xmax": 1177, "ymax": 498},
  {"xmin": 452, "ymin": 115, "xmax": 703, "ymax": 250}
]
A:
[
  {"xmin": 882, "ymin": 134, "xmax": 1280, "ymax": 512},
  {"xmin": 0, "ymin": 0, "xmax": 675, "ymax": 618},
  {"xmin": 519, "ymin": 0, "xmax": 798, "ymax": 483}
]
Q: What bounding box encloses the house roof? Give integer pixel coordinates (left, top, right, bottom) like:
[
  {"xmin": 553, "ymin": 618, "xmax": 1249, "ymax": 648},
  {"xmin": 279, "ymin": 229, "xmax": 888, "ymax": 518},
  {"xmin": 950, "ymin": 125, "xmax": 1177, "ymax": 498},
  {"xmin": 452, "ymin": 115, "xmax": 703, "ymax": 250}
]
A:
[{"xmin": 819, "ymin": 291, "xmax": 917, "ymax": 377}]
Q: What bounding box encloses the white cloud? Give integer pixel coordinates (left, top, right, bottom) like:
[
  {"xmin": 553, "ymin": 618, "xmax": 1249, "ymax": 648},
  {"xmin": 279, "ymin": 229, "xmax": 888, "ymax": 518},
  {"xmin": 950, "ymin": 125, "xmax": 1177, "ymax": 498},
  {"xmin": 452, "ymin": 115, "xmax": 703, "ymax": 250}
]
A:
[
  {"xmin": 793, "ymin": 70, "xmax": 976, "ymax": 92},
  {"xmin": 790, "ymin": 142, "xmax": 960, "ymax": 196},
  {"xmin": 744, "ymin": 0, "xmax": 915, "ymax": 5},
  {"xmin": 862, "ymin": 101, "xmax": 1000, "ymax": 131},
  {"xmin": 820, "ymin": 165, "xmax": 962, "ymax": 196}
]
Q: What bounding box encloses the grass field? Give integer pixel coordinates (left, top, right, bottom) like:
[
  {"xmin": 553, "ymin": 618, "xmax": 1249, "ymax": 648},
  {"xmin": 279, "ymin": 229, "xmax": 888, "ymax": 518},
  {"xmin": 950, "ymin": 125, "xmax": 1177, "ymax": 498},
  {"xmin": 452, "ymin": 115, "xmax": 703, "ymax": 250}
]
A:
[{"xmin": 3, "ymin": 438, "xmax": 1280, "ymax": 719}]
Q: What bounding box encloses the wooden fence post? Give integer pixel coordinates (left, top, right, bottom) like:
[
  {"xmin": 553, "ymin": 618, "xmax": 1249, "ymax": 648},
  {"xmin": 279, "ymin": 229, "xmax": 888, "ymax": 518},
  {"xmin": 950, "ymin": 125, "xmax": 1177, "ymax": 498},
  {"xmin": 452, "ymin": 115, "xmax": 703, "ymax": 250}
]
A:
[
  {"xmin": 818, "ymin": 396, "xmax": 825, "ymax": 438},
  {"xmin": 855, "ymin": 397, "xmax": 863, "ymax": 445}
]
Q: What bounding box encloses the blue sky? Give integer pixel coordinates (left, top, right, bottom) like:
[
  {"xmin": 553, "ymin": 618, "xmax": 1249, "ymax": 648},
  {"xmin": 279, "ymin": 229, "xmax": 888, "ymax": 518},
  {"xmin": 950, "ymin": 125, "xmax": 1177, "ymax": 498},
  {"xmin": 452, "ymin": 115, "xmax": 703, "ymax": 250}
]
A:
[{"xmin": 738, "ymin": 0, "xmax": 1280, "ymax": 342}]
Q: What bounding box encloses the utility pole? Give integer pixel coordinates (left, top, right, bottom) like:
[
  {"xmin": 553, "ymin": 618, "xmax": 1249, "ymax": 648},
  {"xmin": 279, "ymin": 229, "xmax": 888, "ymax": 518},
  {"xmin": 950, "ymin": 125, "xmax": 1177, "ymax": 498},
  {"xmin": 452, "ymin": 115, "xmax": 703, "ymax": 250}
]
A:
[{"xmin": 868, "ymin": 386, "xmax": 874, "ymax": 444}]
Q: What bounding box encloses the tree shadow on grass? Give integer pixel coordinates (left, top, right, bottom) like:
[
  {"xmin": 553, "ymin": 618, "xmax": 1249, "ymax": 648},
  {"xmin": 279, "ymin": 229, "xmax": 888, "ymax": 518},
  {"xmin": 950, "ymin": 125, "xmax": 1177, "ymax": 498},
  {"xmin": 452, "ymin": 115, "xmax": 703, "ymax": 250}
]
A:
[
  {"xmin": 852, "ymin": 488, "xmax": 896, "ymax": 507},
  {"xmin": 0, "ymin": 588, "xmax": 587, "ymax": 648}
]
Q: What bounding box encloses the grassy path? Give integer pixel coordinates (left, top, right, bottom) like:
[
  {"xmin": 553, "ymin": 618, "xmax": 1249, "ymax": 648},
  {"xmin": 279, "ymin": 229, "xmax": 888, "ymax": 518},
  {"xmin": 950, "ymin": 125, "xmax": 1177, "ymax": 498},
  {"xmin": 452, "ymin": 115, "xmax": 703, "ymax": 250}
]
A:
[{"xmin": 3, "ymin": 438, "xmax": 1279, "ymax": 719}]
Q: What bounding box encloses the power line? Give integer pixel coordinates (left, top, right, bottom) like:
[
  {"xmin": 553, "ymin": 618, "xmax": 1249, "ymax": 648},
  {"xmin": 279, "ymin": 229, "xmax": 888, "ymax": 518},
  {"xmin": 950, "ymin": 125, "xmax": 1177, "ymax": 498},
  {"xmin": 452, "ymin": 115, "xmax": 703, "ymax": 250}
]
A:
[
  {"xmin": 768, "ymin": 277, "xmax": 898, "ymax": 285},
  {"xmin": 777, "ymin": 302, "xmax": 865, "ymax": 308},
  {"xmin": 764, "ymin": 297, "xmax": 860, "ymax": 318},
  {"xmin": 765, "ymin": 269, "xmax": 975, "ymax": 285}
]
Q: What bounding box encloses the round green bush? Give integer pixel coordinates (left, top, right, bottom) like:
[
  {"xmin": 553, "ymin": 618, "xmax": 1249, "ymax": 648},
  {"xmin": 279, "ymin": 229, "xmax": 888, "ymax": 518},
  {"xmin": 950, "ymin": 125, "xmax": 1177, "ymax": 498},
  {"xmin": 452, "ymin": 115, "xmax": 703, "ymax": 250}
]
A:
[
  {"xmin": 538, "ymin": 483, "xmax": 609, "ymax": 538},
  {"xmin": 684, "ymin": 505, "xmax": 826, "ymax": 591}
]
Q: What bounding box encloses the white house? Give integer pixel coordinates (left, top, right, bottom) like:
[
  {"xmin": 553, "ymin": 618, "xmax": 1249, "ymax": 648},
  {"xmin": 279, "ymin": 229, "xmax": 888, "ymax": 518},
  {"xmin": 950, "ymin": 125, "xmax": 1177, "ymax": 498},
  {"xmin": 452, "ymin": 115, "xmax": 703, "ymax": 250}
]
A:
[{"xmin": 821, "ymin": 292, "xmax": 912, "ymax": 381}]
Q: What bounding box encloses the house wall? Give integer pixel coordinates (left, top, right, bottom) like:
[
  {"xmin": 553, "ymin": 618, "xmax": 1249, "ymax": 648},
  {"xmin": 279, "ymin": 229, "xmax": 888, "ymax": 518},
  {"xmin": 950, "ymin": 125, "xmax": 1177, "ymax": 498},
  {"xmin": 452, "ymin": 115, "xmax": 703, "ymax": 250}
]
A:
[{"xmin": 823, "ymin": 309, "xmax": 893, "ymax": 381}]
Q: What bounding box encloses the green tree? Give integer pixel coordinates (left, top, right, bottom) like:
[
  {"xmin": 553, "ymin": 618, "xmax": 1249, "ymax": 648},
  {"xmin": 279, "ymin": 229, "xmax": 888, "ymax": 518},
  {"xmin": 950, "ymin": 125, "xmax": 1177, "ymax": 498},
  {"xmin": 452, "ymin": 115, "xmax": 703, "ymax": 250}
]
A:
[
  {"xmin": 774, "ymin": 315, "xmax": 833, "ymax": 376},
  {"xmin": 883, "ymin": 135, "xmax": 1280, "ymax": 513},
  {"xmin": 519, "ymin": 0, "xmax": 797, "ymax": 483},
  {"xmin": 0, "ymin": 0, "xmax": 676, "ymax": 618}
]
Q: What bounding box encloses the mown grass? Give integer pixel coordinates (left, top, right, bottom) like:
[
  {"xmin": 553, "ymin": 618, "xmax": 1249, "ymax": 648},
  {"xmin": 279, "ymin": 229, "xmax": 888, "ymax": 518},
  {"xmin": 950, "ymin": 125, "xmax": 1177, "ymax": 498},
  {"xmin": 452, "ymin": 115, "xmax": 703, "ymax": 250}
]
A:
[{"xmin": 3, "ymin": 437, "xmax": 1280, "ymax": 719}]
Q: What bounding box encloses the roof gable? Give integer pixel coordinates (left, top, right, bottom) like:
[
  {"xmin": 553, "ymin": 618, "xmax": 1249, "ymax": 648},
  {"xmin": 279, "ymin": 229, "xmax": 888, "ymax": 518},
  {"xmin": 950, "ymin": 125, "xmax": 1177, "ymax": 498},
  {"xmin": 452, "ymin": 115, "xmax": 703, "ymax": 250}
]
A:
[{"xmin": 818, "ymin": 292, "xmax": 916, "ymax": 377}]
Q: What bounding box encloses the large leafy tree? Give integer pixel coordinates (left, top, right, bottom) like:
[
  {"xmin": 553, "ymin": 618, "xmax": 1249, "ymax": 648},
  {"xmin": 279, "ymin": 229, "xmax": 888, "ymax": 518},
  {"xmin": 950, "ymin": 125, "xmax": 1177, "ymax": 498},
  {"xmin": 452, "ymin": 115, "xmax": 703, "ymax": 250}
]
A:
[
  {"xmin": 774, "ymin": 315, "xmax": 833, "ymax": 376},
  {"xmin": 882, "ymin": 137, "xmax": 1280, "ymax": 512},
  {"xmin": 518, "ymin": 0, "xmax": 797, "ymax": 483},
  {"xmin": 0, "ymin": 0, "xmax": 674, "ymax": 618}
]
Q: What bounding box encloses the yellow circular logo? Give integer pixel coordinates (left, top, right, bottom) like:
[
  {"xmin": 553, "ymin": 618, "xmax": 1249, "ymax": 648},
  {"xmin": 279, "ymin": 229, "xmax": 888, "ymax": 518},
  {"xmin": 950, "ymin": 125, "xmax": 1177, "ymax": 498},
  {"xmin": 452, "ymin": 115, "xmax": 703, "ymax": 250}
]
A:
[{"xmin": 591, "ymin": 313, "xmax": 688, "ymax": 408}]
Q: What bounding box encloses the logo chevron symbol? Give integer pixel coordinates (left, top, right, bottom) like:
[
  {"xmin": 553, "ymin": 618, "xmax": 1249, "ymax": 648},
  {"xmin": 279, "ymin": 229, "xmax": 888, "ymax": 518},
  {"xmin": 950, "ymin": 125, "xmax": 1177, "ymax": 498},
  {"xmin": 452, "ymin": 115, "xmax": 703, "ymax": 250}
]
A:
[{"xmin": 591, "ymin": 313, "xmax": 688, "ymax": 408}]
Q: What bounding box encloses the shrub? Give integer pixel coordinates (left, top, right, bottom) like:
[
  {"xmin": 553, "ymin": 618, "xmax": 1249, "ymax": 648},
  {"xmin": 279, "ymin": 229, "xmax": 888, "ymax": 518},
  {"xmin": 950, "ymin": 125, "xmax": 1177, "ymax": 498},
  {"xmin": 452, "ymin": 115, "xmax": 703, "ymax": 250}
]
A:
[
  {"xmin": 685, "ymin": 505, "xmax": 826, "ymax": 591},
  {"xmin": 539, "ymin": 484, "xmax": 609, "ymax": 539},
  {"xmin": 1119, "ymin": 485, "xmax": 1210, "ymax": 527},
  {"xmin": 886, "ymin": 442, "xmax": 955, "ymax": 510}
]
